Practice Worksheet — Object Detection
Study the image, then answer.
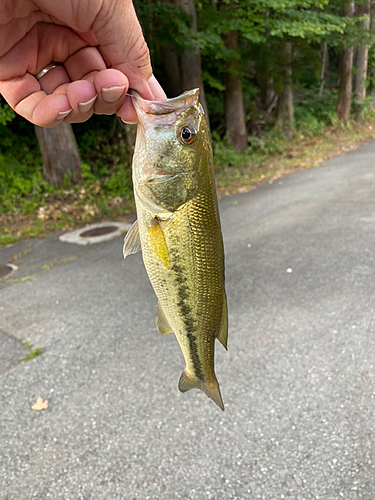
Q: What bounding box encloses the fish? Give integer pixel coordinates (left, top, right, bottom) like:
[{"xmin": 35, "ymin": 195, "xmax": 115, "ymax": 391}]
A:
[{"xmin": 123, "ymin": 89, "xmax": 228, "ymax": 410}]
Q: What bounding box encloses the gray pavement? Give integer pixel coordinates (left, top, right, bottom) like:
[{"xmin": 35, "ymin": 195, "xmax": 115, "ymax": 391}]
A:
[{"xmin": 0, "ymin": 141, "xmax": 375, "ymax": 500}]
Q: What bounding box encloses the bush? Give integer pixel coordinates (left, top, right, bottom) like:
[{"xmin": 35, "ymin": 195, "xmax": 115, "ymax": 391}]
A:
[{"xmin": 294, "ymin": 89, "xmax": 339, "ymax": 133}]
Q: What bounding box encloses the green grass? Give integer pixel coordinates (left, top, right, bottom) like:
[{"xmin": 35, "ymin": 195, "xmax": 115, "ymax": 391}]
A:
[
  {"xmin": 42, "ymin": 256, "xmax": 77, "ymax": 270},
  {"xmin": 20, "ymin": 347, "xmax": 44, "ymax": 362},
  {"xmin": 2, "ymin": 96, "xmax": 375, "ymax": 246},
  {"xmin": 10, "ymin": 275, "xmax": 37, "ymax": 283},
  {"xmin": 213, "ymin": 120, "xmax": 375, "ymax": 196},
  {"xmin": 18, "ymin": 339, "xmax": 32, "ymax": 349},
  {"xmin": 0, "ymin": 114, "xmax": 135, "ymax": 246}
]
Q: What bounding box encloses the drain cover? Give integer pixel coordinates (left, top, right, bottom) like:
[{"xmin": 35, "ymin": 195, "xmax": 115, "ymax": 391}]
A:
[
  {"xmin": 59, "ymin": 222, "xmax": 131, "ymax": 245},
  {"xmin": 0, "ymin": 265, "xmax": 11, "ymax": 279},
  {"xmin": 80, "ymin": 226, "xmax": 118, "ymax": 238},
  {"xmin": 0, "ymin": 264, "xmax": 18, "ymax": 280}
]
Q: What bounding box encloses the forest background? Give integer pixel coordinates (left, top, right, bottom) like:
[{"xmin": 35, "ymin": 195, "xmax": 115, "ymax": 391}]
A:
[{"xmin": 1, "ymin": 0, "xmax": 375, "ymax": 246}]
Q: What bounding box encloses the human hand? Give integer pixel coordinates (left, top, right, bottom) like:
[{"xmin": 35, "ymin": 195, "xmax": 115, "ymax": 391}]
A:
[{"xmin": 0, "ymin": 0, "xmax": 166, "ymax": 127}]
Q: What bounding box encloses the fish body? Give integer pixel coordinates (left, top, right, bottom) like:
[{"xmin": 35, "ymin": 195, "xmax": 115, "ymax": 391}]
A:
[{"xmin": 124, "ymin": 89, "xmax": 227, "ymax": 410}]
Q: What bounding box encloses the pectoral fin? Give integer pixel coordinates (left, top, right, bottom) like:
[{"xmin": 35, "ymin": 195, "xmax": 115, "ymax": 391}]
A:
[
  {"xmin": 216, "ymin": 293, "xmax": 228, "ymax": 350},
  {"xmin": 156, "ymin": 302, "xmax": 173, "ymax": 335},
  {"xmin": 123, "ymin": 220, "xmax": 141, "ymax": 258}
]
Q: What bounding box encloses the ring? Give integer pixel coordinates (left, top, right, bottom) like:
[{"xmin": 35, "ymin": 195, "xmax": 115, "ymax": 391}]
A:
[{"xmin": 35, "ymin": 63, "xmax": 60, "ymax": 81}]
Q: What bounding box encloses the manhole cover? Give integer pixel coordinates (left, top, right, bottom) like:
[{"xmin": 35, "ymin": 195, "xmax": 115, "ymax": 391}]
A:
[
  {"xmin": 0, "ymin": 264, "xmax": 16, "ymax": 279},
  {"xmin": 59, "ymin": 222, "xmax": 131, "ymax": 245},
  {"xmin": 80, "ymin": 226, "xmax": 118, "ymax": 238}
]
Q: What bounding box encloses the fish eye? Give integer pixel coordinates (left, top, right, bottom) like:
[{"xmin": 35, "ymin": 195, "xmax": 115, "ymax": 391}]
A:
[{"xmin": 179, "ymin": 126, "xmax": 196, "ymax": 145}]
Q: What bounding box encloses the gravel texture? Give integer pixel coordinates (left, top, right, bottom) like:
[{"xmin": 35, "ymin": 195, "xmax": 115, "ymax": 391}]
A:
[{"xmin": 0, "ymin": 141, "xmax": 374, "ymax": 499}]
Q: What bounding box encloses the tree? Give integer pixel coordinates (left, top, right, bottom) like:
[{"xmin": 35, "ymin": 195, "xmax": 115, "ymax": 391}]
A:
[
  {"xmin": 176, "ymin": 0, "xmax": 209, "ymax": 122},
  {"xmin": 222, "ymin": 30, "xmax": 248, "ymax": 151},
  {"xmin": 276, "ymin": 41, "xmax": 294, "ymax": 140},
  {"xmin": 353, "ymin": 0, "xmax": 371, "ymax": 118},
  {"xmin": 319, "ymin": 41, "xmax": 329, "ymax": 96},
  {"xmin": 161, "ymin": 44, "xmax": 182, "ymax": 97},
  {"xmin": 337, "ymin": 1, "xmax": 355, "ymax": 124},
  {"xmin": 34, "ymin": 123, "xmax": 82, "ymax": 185}
]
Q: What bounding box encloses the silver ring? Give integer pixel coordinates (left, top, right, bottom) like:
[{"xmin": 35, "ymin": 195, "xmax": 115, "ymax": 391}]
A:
[{"xmin": 35, "ymin": 63, "xmax": 60, "ymax": 81}]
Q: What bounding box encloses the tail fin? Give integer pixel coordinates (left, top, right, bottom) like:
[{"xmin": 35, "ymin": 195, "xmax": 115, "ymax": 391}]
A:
[{"xmin": 178, "ymin": 370, "xmax": 224, "ymax": 411}]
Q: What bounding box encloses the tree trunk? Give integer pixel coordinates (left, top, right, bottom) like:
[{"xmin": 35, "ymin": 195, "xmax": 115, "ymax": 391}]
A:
[
  {"xmin": 35, "ymin": 123, "xmax": 82, "ymax": 185},
  {"xmin": 276, "ymin": 41, "xmax": 294, "ymax": 140},
  {"xmin": 222, "ymin": 30, "xmax": 247, "ymax": 151},
  {"xmin": 161, "ymin": 45, "xmax": 182, "ymax": 97},
  {"xmin": 319, "ymin": 42, "xmax": 329, "ymax": 97},
  {"xmin": 354, "ymin": 0, "xmax": 370, "ymax": 118},
  {"xmin": 176, "ymin": 0, "xmax": 209, "ymax": 124},
  {"xmin": 256, "ymin": 11, "xmax": 275, "ymax": 110},
  {"xmin": 337, "ymin": 0, "xmax": 355, "ymax": 124},
  {"xmin": 370, "ymin": 2, "xmax": 375, "ymax": 97},
  {"xmin": 257, "ymin": 73, "xmax": 276, "ymax": 110}
]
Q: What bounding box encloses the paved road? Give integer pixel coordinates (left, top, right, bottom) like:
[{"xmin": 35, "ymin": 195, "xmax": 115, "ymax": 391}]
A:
[{"xmin": 0, "ymin": 141, "xmax": 374, "ymax": 500}]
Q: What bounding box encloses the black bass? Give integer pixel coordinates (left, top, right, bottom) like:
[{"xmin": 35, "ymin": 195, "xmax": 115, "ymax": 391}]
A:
[{"xmin": 123, "ymin": 89, "xmax": 228, "ymax": 410}]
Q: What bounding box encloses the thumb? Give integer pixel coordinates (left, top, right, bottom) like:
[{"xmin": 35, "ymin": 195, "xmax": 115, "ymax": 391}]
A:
[{"xmin": 92, "ymin": 0, "xmax": 156, "ymax": 100}]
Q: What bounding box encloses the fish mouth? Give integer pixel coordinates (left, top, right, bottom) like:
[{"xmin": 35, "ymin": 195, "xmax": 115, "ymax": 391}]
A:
[{"xmin": 130, "ymin": 88, "xmax": 200, "ymax": 116}]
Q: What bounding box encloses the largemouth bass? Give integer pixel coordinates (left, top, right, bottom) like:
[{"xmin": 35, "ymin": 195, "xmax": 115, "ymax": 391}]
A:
[{"xmin": 123, "ymin": 89, "xmax": 228, "ymax": 410}]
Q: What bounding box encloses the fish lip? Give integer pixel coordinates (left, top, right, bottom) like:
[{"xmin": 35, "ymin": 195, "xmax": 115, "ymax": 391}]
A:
[{"xmin": 130, "ymin": 88, "xmax": 200, "ymax": 116}]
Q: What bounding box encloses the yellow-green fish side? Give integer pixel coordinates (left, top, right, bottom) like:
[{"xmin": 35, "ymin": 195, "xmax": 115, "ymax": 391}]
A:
[{"xmin": 124, "ymin": 89, "xmax": 228, "ymax": 410}]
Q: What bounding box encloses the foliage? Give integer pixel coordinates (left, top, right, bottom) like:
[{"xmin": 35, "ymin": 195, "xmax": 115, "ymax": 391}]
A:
[
  {"xmin": 0, "ymin": 97, "xmax": 15, "ymax": 126},
  {"xmin": 21, "ymin": 347, "xmax": 44, "ymax": 362},
  {"xmin": 294, "ymin": 89, "xmax": 339, "ymax": 132},
  {"xmin": 2, "ymin": 0, "xmax": 375, "ymax": 245},
  {"xmin": 0, "ymin": 115, "xmax": 134, "ymax": 227}
]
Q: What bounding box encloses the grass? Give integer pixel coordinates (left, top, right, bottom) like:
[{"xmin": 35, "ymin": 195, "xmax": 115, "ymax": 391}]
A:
[
  {"xmin": 0, "ymin": 114, "xmax": 135, "ymax": 247},
  {"xmin": 0, "ymin": 188, "xmax": 135, "ymax": 247},
  {"xmin": 42, "ymin": 256, "xmax": 77, "ymax": 270},
  {"xmin": 214, "ymin": 121, "xmax": 375, "ymax": 196},
  {"xmin": 20, "ymin": 346, "xmax": 44, "ymax": 362},
  {"xmin": 18, "ymin": 339, "xmax": 32, "ymax": 349},
  {"xmin": 2, "ymin": 111, "xmax": 375, "ymax": 247},
  {"xmin": 10, "ymin": 275, "xmax": 37, "ymax": 283}
]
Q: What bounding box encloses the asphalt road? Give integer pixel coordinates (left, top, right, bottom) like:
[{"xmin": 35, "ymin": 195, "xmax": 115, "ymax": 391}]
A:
[{"xmin": 0, "ymin": 141, "xmax": 374, "ymax": 500}]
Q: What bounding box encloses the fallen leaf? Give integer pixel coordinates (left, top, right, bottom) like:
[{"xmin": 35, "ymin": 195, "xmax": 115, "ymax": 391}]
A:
[{"xmin": 31, "ymin": 396, "xmax": 48, "ymax": 411}]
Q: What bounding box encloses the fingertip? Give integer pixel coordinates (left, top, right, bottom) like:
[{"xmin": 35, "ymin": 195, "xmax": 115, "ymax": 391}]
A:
[
  {"xmin": 65, "ymin": 80, "xmax": 97, "ymax": 112},
  {"xmin": 93, "ymin": 69, "xmax": 129, "ymax": 114},
  {"xmin": 15, "ymin": 91, "xmax": 72, "ymax": 127},
  {"xmin": 93, "ymin": 68, "xmax": 129, "ymax": 96},
  {"xmin": 126, "ymin": 75, "xmax": 166, "ymax": 102},
  {"xmin": 148, "ymin": 75, "xmax": 166, "ymax": 100},
  {"xmin": 56, "ymin": 109, "xmax": 73, "ymax": 121},
  {"xmin": 117, "ymin": 95, "xmax": 138, "ymax": 124}
]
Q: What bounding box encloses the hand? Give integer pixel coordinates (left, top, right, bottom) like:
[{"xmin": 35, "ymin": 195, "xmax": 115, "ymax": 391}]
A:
[{"xmin": 0, "ymin": 0, "xmax": 166, "ymax": 127}]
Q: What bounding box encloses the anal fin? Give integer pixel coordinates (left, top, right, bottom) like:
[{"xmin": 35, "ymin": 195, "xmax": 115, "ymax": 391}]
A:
[
  {"xmin": 123, "ymin": 220, "xmax": 141, "ymax": 258},
  {"xmin": 156, "ymin": 302, "xmax": 173, "ymax": 335}
]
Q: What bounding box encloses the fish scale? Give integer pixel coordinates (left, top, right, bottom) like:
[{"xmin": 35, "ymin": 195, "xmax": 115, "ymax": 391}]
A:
[{"xmin": 123, "ymin": 89, "xmax": 228, "ymax": 410}]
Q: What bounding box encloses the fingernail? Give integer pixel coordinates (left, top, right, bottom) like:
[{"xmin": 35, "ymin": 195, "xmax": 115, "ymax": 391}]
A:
[
  {"xmin": 148, "ymin": 75, "xmax": 166, "ymax": 100},
  {"xmin": 121, "ymin": 117, "xmax": 138, "ymax": 125},
  {"xmin": 56, "ymin": 109, "xmax": 72, "ymax": 120},
  {"xmin": 78, "ymin": 96, "xmax": 97, "ymax": 114},
  {"xmin": 102, "ymin": 85, "xmax": 126, "ymax": 103}
]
